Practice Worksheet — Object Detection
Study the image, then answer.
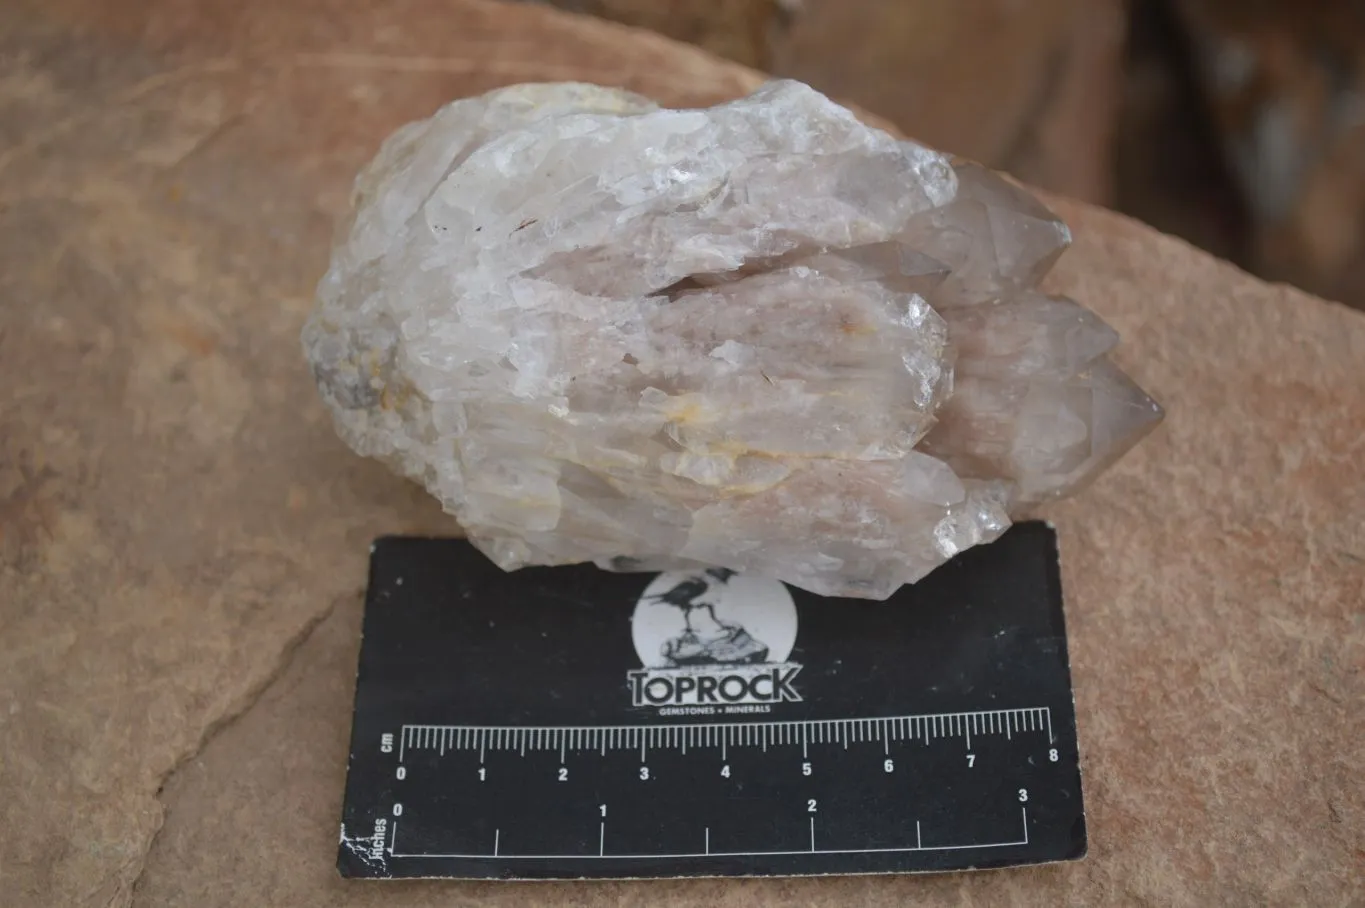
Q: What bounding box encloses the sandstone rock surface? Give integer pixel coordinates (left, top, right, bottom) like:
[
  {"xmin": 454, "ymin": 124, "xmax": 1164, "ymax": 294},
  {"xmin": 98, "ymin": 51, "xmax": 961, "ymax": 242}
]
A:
[{"xmin": 0, "ymin": 0, "xmax": 1361, "ymax": 906}]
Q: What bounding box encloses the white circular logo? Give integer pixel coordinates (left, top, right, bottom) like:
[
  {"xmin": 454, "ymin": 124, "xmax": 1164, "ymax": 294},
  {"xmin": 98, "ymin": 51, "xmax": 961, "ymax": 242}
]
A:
[{"xmin": 631, "ymin": 568, "xmax": 797, "ymax": 669}]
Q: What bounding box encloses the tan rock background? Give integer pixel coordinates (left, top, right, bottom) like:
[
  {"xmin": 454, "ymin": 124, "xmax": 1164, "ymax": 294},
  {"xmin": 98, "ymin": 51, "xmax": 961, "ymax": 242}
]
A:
[
  {"xmin": 0, "ymin": 0, "xmax": 1361, "ymax": 906},
  {"xmin": 770, "ymin": 0, "xmax": 1128, "ymax": 208}
]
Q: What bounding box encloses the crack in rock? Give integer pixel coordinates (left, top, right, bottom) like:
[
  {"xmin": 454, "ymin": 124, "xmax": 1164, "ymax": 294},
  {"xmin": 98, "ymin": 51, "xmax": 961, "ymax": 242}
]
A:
[{"xmin": 120, "ymin": 591, "xmax": 357, "ymax": 908}]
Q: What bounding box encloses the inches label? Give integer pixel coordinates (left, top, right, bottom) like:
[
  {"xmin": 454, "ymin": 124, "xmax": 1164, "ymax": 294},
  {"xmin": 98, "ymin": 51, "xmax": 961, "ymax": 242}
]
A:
[{"xmin": 337, "ymin": 521, "xmax": 1086, "ymax": 880}]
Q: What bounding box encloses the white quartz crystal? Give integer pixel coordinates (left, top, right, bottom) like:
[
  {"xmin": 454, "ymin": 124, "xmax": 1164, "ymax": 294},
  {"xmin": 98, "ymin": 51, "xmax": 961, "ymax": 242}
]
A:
[{"xmin": 303, "ymin": 80, "xmax": 1163, "ymax": 599}]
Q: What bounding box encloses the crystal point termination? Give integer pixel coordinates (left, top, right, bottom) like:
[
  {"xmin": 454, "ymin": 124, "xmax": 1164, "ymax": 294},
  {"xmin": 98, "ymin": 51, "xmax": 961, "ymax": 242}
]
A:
[{"xmin": 303, "ymin": 80, "xmax": 1163, "ymax": 599}]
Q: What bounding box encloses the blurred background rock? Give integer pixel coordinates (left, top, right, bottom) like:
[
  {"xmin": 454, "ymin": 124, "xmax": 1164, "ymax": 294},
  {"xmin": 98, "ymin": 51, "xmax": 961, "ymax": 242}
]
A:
[{"xmin": 525, "ymin": 0, "xmax": 1365, "ymax": 311}]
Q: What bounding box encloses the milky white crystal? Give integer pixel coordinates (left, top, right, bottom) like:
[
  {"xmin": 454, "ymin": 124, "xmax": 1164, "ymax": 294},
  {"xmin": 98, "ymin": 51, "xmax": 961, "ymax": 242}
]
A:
[{"xmin": 303, "ymin": 80, "xmax": 1163, "ymax": 599}]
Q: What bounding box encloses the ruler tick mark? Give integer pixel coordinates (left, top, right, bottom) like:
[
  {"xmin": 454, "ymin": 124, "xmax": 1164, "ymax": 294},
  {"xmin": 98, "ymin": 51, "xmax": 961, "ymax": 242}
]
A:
[
  {"xmin": 494, "ymin": 828, "xmax": 499, "ymax": 857},
  {"xmin": 809, "ymin": 817, "xmax": 815, "ymax": 852},
  {"xmin": 916, "ymin": 820, "xmax": 922, "ymax": 849},
  {"xmin": 599, "ymin": 822, "xmax": 605, "ymax": 856}
]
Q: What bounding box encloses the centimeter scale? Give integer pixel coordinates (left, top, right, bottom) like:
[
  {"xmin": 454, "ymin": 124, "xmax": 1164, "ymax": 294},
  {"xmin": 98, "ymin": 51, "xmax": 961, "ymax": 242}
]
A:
[{"xmin": 338, "ymin": 522, "xmax": 1086, "ymax": 879}]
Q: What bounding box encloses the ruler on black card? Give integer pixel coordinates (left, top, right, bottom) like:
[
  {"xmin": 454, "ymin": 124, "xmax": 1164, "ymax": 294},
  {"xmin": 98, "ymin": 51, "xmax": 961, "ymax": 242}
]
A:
[{"xmin": 337, "ymin": 522, "xmax": 1086, "ymax": 880}]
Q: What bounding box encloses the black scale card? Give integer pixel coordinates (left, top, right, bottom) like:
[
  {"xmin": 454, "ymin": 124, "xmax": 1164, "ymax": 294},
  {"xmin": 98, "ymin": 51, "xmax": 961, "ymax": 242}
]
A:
[{"xmin": 337, "ymin": 521, "xmax": 1086, "ymax": 880}]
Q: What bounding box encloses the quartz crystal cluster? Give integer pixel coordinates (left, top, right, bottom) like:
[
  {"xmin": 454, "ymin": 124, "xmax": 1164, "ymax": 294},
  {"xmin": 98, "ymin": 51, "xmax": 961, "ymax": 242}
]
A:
[{"xmin": 303, "ymin": 80, "xmax": 1163, "ymax": 599}]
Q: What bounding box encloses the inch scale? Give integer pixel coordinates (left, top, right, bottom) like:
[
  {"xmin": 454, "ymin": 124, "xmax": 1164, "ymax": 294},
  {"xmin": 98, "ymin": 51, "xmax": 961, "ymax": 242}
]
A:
[{"xmin": 337, "ymin": 525, "xmax": 1086, "ymax": 880}]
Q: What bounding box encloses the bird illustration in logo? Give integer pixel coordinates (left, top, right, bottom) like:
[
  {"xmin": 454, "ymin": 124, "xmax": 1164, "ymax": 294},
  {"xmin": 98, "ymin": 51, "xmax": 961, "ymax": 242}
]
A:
[{"xmin": 643, "ymin": 567, "xmax": 770, "ymax": 666}]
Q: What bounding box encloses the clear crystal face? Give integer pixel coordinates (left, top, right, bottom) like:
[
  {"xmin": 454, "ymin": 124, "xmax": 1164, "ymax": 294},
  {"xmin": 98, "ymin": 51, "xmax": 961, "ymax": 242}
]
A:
[{"xmin": 303, "ymin": 80, "xmax": 1163, "ymax": 599}]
